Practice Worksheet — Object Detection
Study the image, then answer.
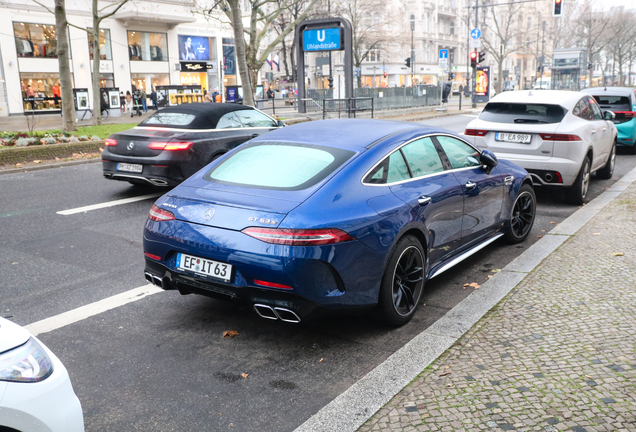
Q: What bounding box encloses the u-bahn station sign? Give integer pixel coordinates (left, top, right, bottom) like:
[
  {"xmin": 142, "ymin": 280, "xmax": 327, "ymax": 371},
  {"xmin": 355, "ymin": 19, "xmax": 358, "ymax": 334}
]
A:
[{"xmin": 303, "ymin": 27, "xmax": 343, "ymax": 52}]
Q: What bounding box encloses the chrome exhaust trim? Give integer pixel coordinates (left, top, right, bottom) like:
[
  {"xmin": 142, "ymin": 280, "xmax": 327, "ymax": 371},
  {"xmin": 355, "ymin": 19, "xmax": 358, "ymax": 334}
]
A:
[
  {"xmin": 110, "ymin": 174, "xmax": 169, "ymax": 187},
  {"xmin": 253, "ymin": 304, "xmax": 278, "ymax": 320},
  {"xmin": 544, "ymin": 173, "xmax": 553, "ymax": 182},
  {"xmin": 144, "ymin": 272, "xmax": 164, "ymax": 288},
  {"xmin": 274, "ymin": 307, "xmax": 301, "ymax": 323}
]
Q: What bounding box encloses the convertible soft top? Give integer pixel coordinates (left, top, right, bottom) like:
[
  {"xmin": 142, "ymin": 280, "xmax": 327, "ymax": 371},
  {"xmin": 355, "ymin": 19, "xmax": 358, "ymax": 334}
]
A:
[{"xmin": 139, "ymin": 103, "xmax": 254, "ymax": 129}]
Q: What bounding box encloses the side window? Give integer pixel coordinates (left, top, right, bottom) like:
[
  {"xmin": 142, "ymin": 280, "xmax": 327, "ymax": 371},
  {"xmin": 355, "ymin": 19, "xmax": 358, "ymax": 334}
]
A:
[
  {"xmin": 573, "ymin": 98, "xmax": 593, "ymax": 120},
  {"xmin": 235, "ymin": 110, "xmax": 277, "ymax": 128},
  {"xmin": 436, "ymin": 135, "xmax": 481, "ymax": 169},
  {"xmin": 588, "ymin": 97, "xmax": 603, "ymax": 120},
  {"xmin": 400, "ymin": 137, "xmax": 445, "ymax": 178},
  {"xmin": 364, "ymin": 151, "xmax": 410, "ymax": 184},
  {"xmin": 216, "ymin": 112, "xmax": 242, "ymax": 129}
]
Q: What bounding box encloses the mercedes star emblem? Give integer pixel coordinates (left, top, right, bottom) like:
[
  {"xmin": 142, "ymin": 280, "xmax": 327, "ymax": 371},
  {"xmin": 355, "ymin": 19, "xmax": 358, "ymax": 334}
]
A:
[
  {"xmin": 127, "ymin": 141, "xmax": 135, "ymax": 150},
  {"xmin": 203, "ymin": 208, "xmax": 215, "ymax": 220}
]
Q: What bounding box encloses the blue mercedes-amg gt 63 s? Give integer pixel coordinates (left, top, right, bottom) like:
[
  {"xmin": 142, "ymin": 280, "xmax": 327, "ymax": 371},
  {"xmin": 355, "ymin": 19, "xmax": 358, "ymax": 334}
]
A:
[{"xmin": 143, "ymin": 119, "xmax": 535, "ymax": 326}]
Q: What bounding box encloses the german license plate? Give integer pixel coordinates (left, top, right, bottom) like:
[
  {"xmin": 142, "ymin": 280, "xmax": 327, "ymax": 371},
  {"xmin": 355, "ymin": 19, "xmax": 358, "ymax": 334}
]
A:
[
  {"xmin": 176, "ymin": 252, "xmax": 232, "ymax": 282},
  {"xmin": 495, "ymin": 132, "xmax": 531, "ymax": 144},
  {"xmin": 116, "ymin": 163, "xmax": 143, "ymax": 173}
]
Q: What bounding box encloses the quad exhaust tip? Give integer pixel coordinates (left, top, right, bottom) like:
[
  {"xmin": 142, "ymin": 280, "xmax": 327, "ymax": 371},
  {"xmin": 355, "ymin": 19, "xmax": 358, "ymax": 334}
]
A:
[
  {"xmin": 144, "ymin": 272, "xmax": 164, "ymax": 288},
  {"xmin": 253, "ymin": 304, "xmax": 301, "ymax": 323}
]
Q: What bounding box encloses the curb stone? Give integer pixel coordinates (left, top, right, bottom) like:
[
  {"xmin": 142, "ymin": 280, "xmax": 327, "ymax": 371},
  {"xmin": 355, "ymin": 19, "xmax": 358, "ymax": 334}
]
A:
[{"xmin": 293, "ymin": 165, "xmax": 636, "ymax": 432}]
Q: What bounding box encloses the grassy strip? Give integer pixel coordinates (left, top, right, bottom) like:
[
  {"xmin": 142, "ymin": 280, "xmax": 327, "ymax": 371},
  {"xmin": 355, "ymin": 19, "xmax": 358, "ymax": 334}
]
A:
[{"xmin": 39, "ymin": 123, "xmax": 139, "ymax": 139}]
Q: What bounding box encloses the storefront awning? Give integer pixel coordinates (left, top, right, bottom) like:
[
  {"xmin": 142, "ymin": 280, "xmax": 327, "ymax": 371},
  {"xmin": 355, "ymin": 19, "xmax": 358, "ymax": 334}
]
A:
[{"xmin": 116, "ymin": 12, "xmax": 196, "ymax": 29}]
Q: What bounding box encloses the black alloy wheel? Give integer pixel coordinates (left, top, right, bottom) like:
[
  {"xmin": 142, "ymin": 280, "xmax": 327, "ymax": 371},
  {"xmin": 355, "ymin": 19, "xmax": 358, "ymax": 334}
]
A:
[
  {"xmin": 376, "ymin": 235, "xmax": 425, "ymax": 327},
  {"xmin": 505, "ymin": 184, "xmax": 536, "ymax": 243}
]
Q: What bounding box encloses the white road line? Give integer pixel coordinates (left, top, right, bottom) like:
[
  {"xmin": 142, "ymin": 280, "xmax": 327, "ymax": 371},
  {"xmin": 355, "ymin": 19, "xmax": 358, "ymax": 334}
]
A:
[
  {"xmin": 26, "ymin": 285, "xmax": 163, "ymax": 336},
  {"xmin": 57, "ymin": 193, "xmax": 162, "ymax": 215},
  {"xmin": 460, "ymin": 114, "xmax": 478, "ymax": 117}
]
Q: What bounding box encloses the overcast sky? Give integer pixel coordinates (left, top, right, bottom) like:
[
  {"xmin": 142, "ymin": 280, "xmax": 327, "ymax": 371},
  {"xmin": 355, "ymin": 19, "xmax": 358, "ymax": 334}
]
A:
[{"xmin": 597, "ymin": 0, "xmax": 635, "ymax": 10}]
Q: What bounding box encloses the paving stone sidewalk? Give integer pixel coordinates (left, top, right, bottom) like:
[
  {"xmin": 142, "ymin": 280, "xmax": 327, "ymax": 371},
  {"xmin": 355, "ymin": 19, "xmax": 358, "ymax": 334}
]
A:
[{"xmin": 358, "ymin": 184, "xmax": 636, "ymax": 432}]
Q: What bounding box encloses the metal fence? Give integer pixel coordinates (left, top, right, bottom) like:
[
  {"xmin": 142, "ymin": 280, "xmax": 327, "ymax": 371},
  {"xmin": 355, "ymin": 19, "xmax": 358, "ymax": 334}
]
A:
[
  {"xmin": 322, "ymin": 97, "xmax": 374, "ymax": 119},
  {"xmin": 353, "ymin": 85, "xmax": 441, "ymax": 109}
]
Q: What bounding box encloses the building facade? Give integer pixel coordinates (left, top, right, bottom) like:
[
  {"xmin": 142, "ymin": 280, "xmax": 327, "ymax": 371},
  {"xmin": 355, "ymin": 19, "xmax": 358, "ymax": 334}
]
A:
[{"xmin": 0, "ymin": 0, "xmax": 239, "ymax": 116}]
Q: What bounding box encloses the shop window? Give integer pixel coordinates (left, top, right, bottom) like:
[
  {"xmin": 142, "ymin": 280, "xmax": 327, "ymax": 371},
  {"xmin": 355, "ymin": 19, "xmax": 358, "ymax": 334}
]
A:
[
  {"xmin": 14, "ymin": 22, "xmax": 60, "ymax": 58},
  {"xmin": 100, "ymin": 73, "xmax": 115, "ymax": 88},
  {"xmin": 21, "ymin": 72, "xmax": 73, "ymax": 111},
  {"xmin": 88, "ymin": 28, "xmax": 112, "ymax": 60},
  {"xmin": 131, "ymin": 73, "xmax": 169, "ymax": 93},
  {"xmin": 127, "ymin": 31, "xmax": 168, "ymax": 61}
]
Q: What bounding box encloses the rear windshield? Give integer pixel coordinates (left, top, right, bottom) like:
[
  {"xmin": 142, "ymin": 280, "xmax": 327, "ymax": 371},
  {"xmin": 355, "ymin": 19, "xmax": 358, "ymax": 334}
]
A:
[
  {"xmin": 141, "ymin": 112, "xmax": 196, "ymax": 126},
  {"xmin": 590, "ymin": 95, "xmax": 631, "ymax": 108},
  {"xmin": 205, "ymin": 142, "xmax": 355, "ymax": 191},
  {"xmin": 480, "ymin": 103, "xmax": 567, "ymax": 124}
]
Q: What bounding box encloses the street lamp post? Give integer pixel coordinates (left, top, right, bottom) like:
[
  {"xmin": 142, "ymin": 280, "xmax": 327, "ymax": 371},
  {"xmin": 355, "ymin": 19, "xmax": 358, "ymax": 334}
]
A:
[{"xmin": 472, "ymin": 0, "xmax": 478, "ymax": 108}]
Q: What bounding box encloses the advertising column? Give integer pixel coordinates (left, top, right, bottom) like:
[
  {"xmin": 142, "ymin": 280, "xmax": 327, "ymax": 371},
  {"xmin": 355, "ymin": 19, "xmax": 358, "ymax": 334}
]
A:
[{"xmin": 475, "ymin": 65, "xmax": 490, "ymax": 103}]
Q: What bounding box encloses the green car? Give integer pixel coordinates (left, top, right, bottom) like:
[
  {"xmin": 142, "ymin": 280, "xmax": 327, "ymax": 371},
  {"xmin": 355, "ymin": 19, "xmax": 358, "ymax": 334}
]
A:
[{"xmin": 582, "ymin": 87, "xmax": 636, "ymax": 154}]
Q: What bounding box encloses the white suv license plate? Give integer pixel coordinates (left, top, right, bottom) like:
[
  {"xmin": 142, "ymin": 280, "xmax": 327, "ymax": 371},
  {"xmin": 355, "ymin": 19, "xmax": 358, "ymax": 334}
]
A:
[
  {"xmin": 176, "ymin": 252, "xmax": 232, "ymax": 282},
  {"xmin": 116, "ymin": 163, "xmax": 143, "ymax": 173},
  {"xmin": 495, "ymin": 132, "xmax": 532, "ymax": 144}
]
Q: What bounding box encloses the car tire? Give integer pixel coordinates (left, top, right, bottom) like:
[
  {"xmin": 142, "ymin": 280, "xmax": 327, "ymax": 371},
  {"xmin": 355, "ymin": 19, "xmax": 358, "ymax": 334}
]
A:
[
  {"xmin": 375, "ymin": 235, "xmax": 425, "ymax": 327},
  {"xmin": 566, "ymin": 156, "xmax": 591, "ymax": 205},
  {"xmin": 504, "ymin": 184, "xmax": 536, "ymax": 244},
  {"xmin": 596, "ymin": 141, "xmax": 616, "ymax": 180}
]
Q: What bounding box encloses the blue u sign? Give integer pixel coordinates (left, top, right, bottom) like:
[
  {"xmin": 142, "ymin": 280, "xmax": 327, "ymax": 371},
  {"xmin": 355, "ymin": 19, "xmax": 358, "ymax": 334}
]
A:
[{"xmin": 303, "ymin": 27, "xmax": 342, "ymax": 52}]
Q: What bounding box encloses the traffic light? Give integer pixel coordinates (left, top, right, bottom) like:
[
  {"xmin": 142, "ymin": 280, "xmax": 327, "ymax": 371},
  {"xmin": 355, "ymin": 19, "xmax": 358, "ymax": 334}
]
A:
[
  {"xmin": 553, "ymin": 0, "xmax": 562, "ymax": 16},
  {"xmin": 405, "ymin": 57, "xmax": 411, "ymax": 68},
  {"xmin": 448, "ymin": 72, "xmax": 456, "ymax": 80},
  {"xmin": 478, "ymin": 52, "xmax": 486, "ymax": 63},
  {"xmin": 470, "ymin": 51, "xmax": 477, "ymax": 68},
  {"xmin": 328, "ymin": 77, "xmax": 334, "ymax": 89},
  {"xmin": 383, "ymin": 71, "xmax": 387, "ymax": 79}
]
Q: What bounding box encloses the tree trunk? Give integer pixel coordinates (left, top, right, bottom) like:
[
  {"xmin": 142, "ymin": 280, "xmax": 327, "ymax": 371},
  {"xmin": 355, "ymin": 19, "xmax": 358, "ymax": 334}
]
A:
[
  {"xmin": 55, "ymin": 0, "xmax": 76, "ymax": 132},
  {"xmin": 496, "ymin": 57, "xmax": 504, "ymax": 94},
  {"xmin": 227, "ymin": 0, "xmax": 254, "ymax": 106},
  {"xmin": 281, "ymin": 38, "xmax": 290, "ymax": 77},
  {"xmin": 91, "ymin": 0, "xmax": 102, "ymax": 125}
]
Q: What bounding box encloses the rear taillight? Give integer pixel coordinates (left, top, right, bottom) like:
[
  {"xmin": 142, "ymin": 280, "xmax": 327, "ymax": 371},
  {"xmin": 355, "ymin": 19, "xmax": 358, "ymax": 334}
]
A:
[
  {"xmin": 104, "ymin": 138, "xmax": 117, "ymax": 146},
  {"xmin": 144, "ymin": 252, "xmax": 162, "ymax": 260},
  {"xmin": 148, "ymin": 204, "xmax": 175, "ymax": 222},
  {"xmin": 242, "ymin": 227, "xmax": 355, "ymax": 246},
  {"xmin": 148, "ymin": 141, "xmax": 193, "ymax": 151},
  {"xmin": 613, "ymin": 111, "xmax": 635, "ymax": 118},
  {"xmin": 539, "ymin": 133, "xmax": 581, "ymax": 141},
  {"xmin": 464, "ymin": 129, "xmax": 488, "ymax": 136}
]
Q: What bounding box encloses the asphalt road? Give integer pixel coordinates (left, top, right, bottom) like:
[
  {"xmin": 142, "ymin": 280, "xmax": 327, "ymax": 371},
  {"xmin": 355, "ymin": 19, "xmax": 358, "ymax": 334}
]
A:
[{"xmin": 1, "ymin": 114, "xmax": 634, "ymax": 432}]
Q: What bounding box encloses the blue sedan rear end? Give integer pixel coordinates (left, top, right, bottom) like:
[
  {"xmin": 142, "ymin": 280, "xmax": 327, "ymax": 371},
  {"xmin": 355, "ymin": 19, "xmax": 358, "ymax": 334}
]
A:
[{"xmin": 143, "ymin": 119, "xmax": 534, "ymax": 326}]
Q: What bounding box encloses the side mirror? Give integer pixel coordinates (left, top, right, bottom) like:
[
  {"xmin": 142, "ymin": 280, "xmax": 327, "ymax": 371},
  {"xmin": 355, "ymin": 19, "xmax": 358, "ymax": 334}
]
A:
[
  {"xmin": 480, "ymin": 150, "xmax": 498, "ymax": 174},
  {"xmin": 603, "ymin": 110, "xmax": 615, "ymax": 121},
  {"xmin": 277, "ymin": 120, "xmax": 286, "ymax": 127}
]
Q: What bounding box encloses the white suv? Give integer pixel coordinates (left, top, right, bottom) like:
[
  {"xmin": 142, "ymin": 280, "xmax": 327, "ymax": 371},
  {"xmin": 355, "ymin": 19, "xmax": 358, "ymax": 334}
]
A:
[{"xmin": 464, "ymin": 90, "xmax": 617, "ymax": 204}]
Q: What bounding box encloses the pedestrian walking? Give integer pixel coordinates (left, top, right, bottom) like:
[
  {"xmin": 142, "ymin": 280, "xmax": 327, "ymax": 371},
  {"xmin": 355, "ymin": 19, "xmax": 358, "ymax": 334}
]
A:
[
  {"xmin": 205, "ymin": 89, "xmax": 213, "ymax": 102},
  {"xmin": 212, "ymin": 87, "xmax": 220, "ymax": 103},
  {"xmin": 140, "ymin": 87, "xmax": 147, "ymax": 112},
  {"xmin": 150, "ymin": 88, "xmax": 157, "ymax": 110},
  {"xmin": 125, "ymin": 90, "xmax": 133, "ymax": 116},
  {"xmin": 120, "ymin": 92, "xmax": 126, "ymax": 113}
]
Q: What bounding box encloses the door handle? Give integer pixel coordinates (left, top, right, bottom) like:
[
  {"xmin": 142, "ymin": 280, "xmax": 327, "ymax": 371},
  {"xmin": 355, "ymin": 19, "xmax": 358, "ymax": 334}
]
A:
[
  {"xmin": 602, "ymin": 128, "xmax": 607, "ymax": 131},
  {"xmin": 465, "ymin": 181, "xmax": 477, "ymax": 189},
  {"xmin": 418, "ymin": 196, "xmax": 432, "ymax": 206},
  {"xmin": 591, "ymin": 130, "xmax": 596, "ymax": 134}
]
